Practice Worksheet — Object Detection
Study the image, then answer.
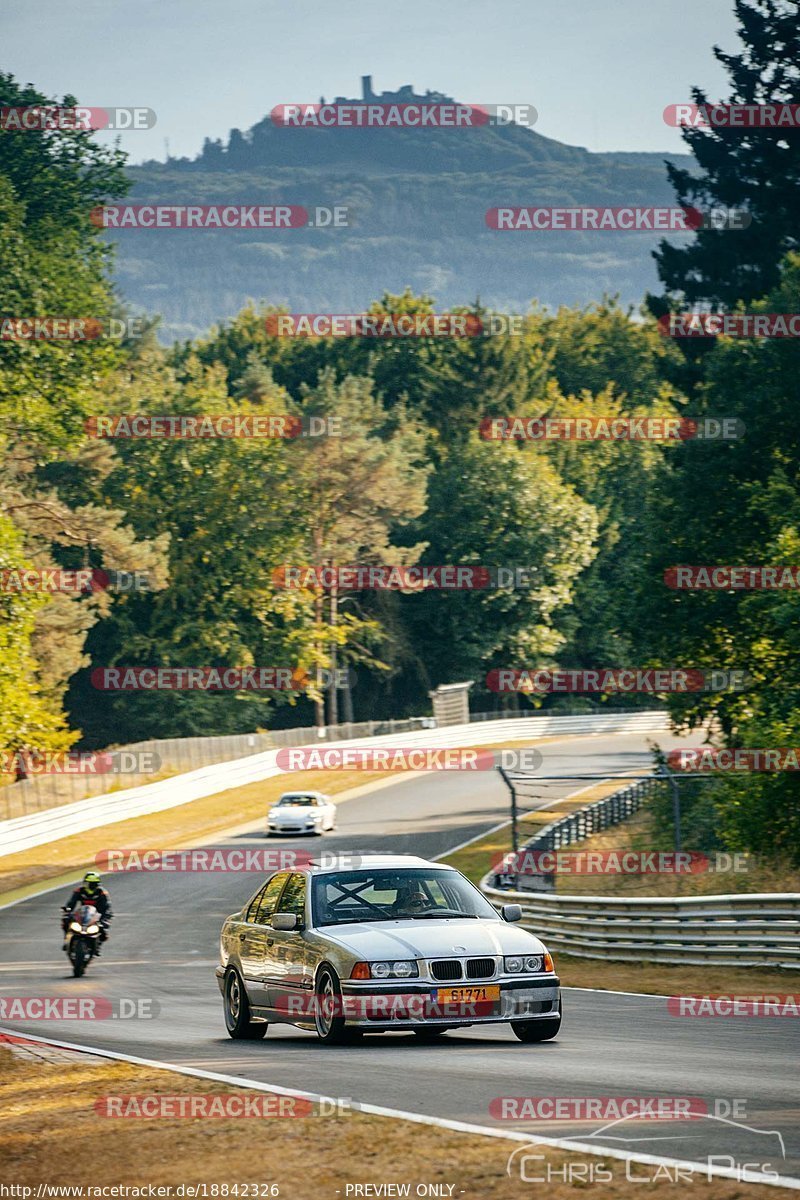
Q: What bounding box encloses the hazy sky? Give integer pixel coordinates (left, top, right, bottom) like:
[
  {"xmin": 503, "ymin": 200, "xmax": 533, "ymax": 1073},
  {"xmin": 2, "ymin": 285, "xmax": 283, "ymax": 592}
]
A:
[{"xmin": 5, "ymin": 0, "xmax": 739, "ymax": 163}]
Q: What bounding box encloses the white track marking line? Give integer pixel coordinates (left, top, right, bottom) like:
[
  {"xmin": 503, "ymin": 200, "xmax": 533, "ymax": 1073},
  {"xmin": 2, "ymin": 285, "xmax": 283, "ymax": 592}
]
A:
[{"xmin": 0, "ymin": 1026, "xmax": 796, "ymax": 1190}]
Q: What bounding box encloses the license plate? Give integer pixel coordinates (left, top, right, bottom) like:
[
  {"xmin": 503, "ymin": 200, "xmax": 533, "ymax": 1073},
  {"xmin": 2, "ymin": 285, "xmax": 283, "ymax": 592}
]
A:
[{"xmin": 435, "ymin": 985, "xmax": 501, "ymax": 1004}]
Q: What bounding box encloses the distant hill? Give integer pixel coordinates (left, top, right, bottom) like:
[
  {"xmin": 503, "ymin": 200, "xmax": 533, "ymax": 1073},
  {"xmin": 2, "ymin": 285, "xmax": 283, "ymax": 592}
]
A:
[{"xmin": 113, "ymin": 78, "xmax": 694, "ymax": 340}]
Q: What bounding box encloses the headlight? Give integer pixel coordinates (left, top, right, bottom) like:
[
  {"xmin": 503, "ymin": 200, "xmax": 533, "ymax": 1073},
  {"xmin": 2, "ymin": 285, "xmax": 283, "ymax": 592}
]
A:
[
  {"xmin": 504, "ymin": 955, "xmax": 546, "ymax": 973},
  {"xmin": 70, "ymin": 922, "xmax": 82, "ymax": 932},
  {"xmin": 390, "ymin": 961, "xmax": 417, "ymax": 979},
  {"xmin": 369, "ymin": 961, "xmax": 419, "ymax": 979},
  {"xmin": 86, "ymin": 925, "xmax": 100, "ymax": 934}
]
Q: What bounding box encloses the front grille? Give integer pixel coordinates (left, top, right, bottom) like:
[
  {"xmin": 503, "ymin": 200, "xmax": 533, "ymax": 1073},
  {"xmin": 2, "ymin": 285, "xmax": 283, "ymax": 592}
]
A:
[
  {"xmin": 431, "ymin": 959, "xmax": 463, "ymax": 981},
  {"xmin": 466, "ymin": 957, "xmax": 495, "ymax": 980}
]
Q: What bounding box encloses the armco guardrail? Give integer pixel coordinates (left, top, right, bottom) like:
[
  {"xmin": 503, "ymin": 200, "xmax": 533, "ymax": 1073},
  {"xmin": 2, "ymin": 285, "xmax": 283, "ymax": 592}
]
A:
[
  {"xmin": 0, "ymin": 717, "xmax": 439, "ymax": 821},
  {"xmin": 481, "ymin": 884, "xmax": 800, "ymax": 968},
  {"xmin": 480, "ymin": 777, "xmax": 800, "ymax": 968},
  {"xmin": 0, "ymin": 705, "xmax": 664, "ymax": 821},
  {"xmin": 0, "ymin": 710, "xmax": 668, "ymax": 858}
]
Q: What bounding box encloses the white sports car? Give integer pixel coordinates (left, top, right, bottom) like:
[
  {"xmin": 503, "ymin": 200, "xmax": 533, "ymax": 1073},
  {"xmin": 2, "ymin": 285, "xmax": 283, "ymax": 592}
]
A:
[
  {"xmin": 267, "ymin": 791, "xmax": 337, "ymax": 836},
  {"xmin": 216, "ymin": 854, "xmax": 561, "ymax": 1045}
]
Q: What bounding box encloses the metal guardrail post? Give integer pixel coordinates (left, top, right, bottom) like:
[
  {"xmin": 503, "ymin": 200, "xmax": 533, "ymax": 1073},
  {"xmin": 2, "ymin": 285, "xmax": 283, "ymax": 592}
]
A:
[
  {"xmin": 659, "ymin": 764, "xmax": 682, "ymax": 853},
  {"xmin": 498, "ymin": 765, "xmax": 519, "ymax": 854}
]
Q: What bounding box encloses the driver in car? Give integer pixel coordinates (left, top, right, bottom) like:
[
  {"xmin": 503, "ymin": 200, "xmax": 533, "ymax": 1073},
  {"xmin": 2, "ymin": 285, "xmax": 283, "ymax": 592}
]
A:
[{"xmin": 391, "ymin": 884, "xmax": 429, "ymax": 915}]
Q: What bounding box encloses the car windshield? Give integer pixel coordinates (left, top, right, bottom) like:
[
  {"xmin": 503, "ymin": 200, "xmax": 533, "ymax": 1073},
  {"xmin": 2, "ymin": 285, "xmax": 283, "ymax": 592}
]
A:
[
  {"xmin": 278, "ymin": 795, "xmax": 317, "ymax": 806},
  {"xmin": 311, "ymin": 868, "xmax": 499, "ymax": 926}
]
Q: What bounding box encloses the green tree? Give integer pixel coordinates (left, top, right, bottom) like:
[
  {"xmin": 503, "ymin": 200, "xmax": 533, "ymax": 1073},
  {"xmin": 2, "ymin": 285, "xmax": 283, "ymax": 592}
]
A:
[
  {"xmin": 400, "ymin": 436, "xmax": 598, "ymax": 706},
  {"xmin": 286, "ymin": 369, "xmax": 430, "ymax": 726},
  {"xmin": 652, "ymin": 0, "xmax": 800, "ymax": 308}
]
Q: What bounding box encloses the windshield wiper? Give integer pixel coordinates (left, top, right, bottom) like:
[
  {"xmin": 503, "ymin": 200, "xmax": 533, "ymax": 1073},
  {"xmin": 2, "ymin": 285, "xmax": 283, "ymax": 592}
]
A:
[
  {"xmin": 321, "ymin": 914, "xmax": 392, "ymax": 926},
  {"xmin": 406, "ymin": 912, "xmax": 478, "ymax": 919}
]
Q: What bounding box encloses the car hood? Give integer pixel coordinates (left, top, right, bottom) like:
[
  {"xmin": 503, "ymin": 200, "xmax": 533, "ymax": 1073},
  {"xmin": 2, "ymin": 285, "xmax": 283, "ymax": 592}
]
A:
[
  {"xmin": 271, "ymin": 806, "xmax": 316, "ymax": 816},
  {"xmin": 316, "ymin": 918, "xmax": 546, "ymax": 958}
]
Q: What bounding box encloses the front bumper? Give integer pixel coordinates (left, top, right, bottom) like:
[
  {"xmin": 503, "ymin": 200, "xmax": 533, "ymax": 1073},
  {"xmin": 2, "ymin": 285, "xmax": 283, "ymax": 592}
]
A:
[
  {"xmin": 267, "ymin": 823, "xmax": 319, "ymax": 834},
  {"xmin": 337, "ymin": 974, "xmax": 561, "ymax": 1029}
]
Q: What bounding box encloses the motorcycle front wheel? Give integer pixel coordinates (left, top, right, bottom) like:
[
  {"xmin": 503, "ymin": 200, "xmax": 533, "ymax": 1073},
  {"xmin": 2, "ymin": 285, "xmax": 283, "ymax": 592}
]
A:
[{"xmin": 71, "ymin": 939, "xmax": 89, "ymax": 977}]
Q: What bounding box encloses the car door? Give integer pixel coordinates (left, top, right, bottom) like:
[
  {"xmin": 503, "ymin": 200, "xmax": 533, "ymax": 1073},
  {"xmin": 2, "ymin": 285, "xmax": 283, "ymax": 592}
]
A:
[
  {"xmin": 265, "ymin": 872, "xmax": 313, "ymax": 1017},
  {"xmin": 238, "ymin": 872, "xmax": 290, "ymax": 1009}
]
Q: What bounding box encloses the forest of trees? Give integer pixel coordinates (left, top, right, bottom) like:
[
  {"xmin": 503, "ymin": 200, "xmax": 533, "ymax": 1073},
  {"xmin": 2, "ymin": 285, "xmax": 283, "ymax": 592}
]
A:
[{"xmin": 1, "ymin": 0, "xmax": 798, "ymax": 860}]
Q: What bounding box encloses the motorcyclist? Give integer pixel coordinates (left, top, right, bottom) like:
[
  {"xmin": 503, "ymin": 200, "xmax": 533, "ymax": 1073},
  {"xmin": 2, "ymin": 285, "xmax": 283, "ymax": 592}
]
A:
[{"xmin": 61, "ymin": 871, "xmax": 113, "ymax": 955}]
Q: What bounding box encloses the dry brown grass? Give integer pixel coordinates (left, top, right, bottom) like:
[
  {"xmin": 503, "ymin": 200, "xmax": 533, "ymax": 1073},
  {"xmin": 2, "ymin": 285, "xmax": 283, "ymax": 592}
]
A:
[
  {"xmin": 0, "ymin": 768, "xmax": 389, "ymax": 900},
  {"xmin": 0, "ymin": 1047, "xmax": 794, "ymax": 1197},
  {"xmin": 552, "ymin": 953, "xmax": 798, "ymax": 995},
  {"xmin": 551, "ymin": 808, "xmax": 800, "ymax": 897}
]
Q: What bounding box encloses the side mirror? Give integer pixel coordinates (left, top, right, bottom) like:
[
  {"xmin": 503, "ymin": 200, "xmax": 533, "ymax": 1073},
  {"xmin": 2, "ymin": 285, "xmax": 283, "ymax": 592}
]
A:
[
  {"xmin": 501, "ymin": 904, "xmax": 522, "ymax": 923},
  {"xmin": 271, "ymin": 912, "xmax": 298, "ymax": 931}
]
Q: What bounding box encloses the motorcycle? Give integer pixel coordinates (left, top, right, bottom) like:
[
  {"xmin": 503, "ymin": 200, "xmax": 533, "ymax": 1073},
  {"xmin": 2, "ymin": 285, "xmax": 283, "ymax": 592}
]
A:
[{"xmin": 62, "ymin": 903, "xmax": 103, "ymax": 976}]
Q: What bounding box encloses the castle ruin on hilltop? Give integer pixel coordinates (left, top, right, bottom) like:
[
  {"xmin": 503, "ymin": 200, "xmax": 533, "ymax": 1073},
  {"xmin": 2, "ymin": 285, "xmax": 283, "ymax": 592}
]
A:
[{"xmin": 320, "ymin": 76, "xmax": 452, "ymax": 106}]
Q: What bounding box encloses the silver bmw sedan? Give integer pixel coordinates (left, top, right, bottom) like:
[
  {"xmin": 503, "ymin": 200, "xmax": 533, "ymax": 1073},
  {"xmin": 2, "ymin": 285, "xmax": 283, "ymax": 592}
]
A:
[{"xmin": 216, "ymin": 854, "xmax": 561, "ymax": 1045}]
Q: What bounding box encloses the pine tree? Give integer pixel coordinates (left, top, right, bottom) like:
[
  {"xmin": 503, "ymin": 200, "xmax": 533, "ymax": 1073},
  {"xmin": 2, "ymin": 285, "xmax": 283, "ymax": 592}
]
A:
[{"xmin": 653, "ymin": 0, "xmax": 800, "ymax": 308}]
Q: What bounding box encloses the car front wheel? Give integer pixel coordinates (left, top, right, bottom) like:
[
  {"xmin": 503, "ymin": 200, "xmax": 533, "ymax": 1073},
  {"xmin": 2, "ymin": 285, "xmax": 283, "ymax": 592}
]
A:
[
  {"xmin": 314, "ymin": 966, "xmax": 353, "ymax": 1044},
  {"xmin": 224, "ymin": 969, "xmax": 268, "ymax": 1040},
  {"xmin": 510, "ymin": 999, "xmax": 561, "ymax": 1043}
]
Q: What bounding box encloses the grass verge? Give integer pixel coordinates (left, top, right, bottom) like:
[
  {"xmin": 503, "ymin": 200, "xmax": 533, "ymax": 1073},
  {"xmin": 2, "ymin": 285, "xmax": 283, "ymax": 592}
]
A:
[
  {"xmin": 0, "ymin": 1045, "xmax": 794, "ymax": 1197},
  {"xmin": 551, "ymin": 807, "xmax": 800, "ymax": 897}
]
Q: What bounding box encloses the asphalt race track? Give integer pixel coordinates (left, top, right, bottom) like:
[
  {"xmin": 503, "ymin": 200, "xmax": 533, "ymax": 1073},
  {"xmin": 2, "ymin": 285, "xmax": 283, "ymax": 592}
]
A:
[{"xmin": 1, "ymin": 730, "xmax": 798, "ymax": 1183}]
